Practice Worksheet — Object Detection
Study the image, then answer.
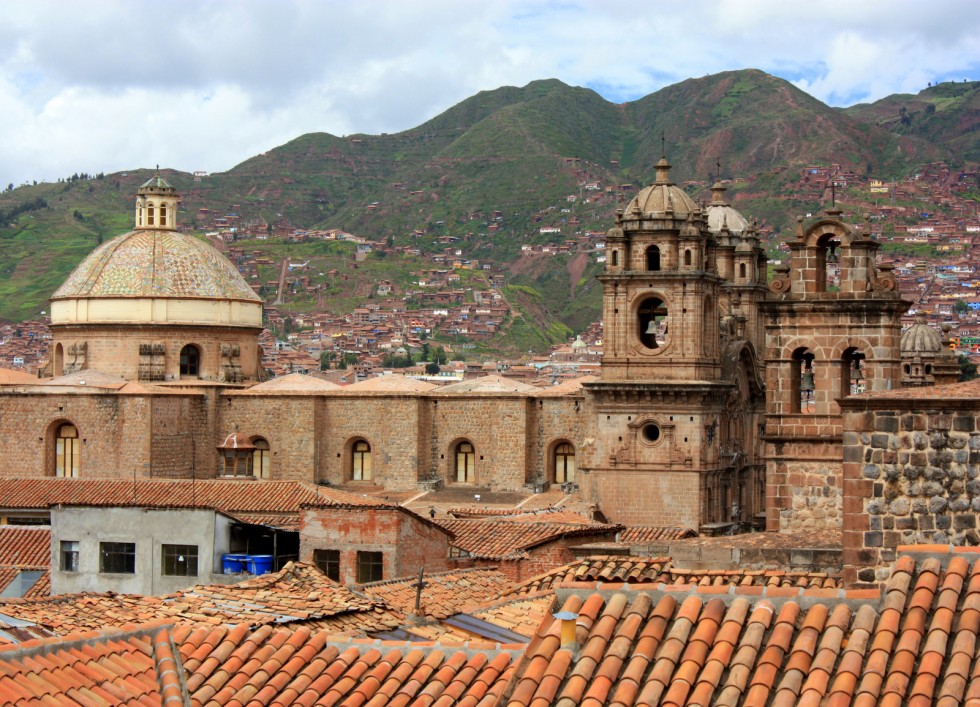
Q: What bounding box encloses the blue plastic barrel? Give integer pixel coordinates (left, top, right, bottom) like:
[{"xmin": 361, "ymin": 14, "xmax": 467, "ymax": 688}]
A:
[
  {"xmin": 222, "ymin": 554, "xmax": 248, "ymax": 574},
  {"xmin": 247, "ymin": 555, "xmax": 274, "ymax": 575}
]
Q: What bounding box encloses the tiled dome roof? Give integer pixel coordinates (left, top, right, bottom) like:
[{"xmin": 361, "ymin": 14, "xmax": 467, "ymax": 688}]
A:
[
  {"xmin": 623, "ymin": 157, "xmax": 697, "ymax": 217},
  {"xmin": 901, "ymin": 313, "xmax": 942, "ymax": 354},
  {"xmin": 52, "ymin": 230, "xmax": 261, "ymax": 302}
]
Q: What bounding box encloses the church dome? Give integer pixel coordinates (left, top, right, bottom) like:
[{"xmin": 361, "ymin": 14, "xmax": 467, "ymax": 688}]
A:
[
  {"xmin": 703, "ymin": 182, "xmax": 749, "ymax": 235},
  {"xmin": 901, "ymin": 313, "xmax": 942, "ymax": 354},
  {"xmin": 50, "ymin": 179, "xmax": 262, "ymax": 330},
  {"xmin": 52, "ymin": 230, "xmax": 262, "ymax": 302},
  {"xmin": 623, "ymin": 157, "xmax": 697, "ymax": 217}
]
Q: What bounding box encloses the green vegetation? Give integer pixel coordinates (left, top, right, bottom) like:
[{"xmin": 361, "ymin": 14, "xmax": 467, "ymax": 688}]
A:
[{"xmin": 0, "ymin": 69, "xmax": 973, "ymax": 355}]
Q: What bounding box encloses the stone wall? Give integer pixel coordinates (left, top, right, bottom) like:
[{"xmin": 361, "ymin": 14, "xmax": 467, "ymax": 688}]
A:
[
  {"xmin": 583, "ymin": 468, "xmax": 701, "ymax": 527},
  {"xmin": 219, "ymin": 393, "xmax": 319, "ymax": 482},
  {"xmin": 841, "ymin": 381, "xmax": 980, "ymax": 587},
  {"xmin": 0, "ymin": 391, "xmax": 153, "ymax": 478},
  {"xmin": 320, "ymin": 395, "xmax": 428, "ymax": 490},
  {"xmin": 766, "ymin": 440, "xmax": 842, "ymax": 533}
]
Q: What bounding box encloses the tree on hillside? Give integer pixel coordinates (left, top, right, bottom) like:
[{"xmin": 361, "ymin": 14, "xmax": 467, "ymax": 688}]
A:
[{"xmin": 960, "ymin": 354, "xmax": 978, "ymax": 382}]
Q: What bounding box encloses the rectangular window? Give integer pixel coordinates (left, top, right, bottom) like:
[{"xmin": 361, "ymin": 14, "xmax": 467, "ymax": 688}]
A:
[
  {"xmin": 161, "ymin": 544, "xmax": 198, "ymax": 577},
  {"xmin": 356, "ymin": 551, "xmax": 383, "ymax": 584},
  {"xmin": 60, "ymin": 540, "xmax": 79, "ymax": 572},
  {"xmin": 99, "ymin": 542, "xmax": 136, "ymax": 574},
  {"xmin": 313, "ymin": 549, "xmax": 340, "ymax": 582}
]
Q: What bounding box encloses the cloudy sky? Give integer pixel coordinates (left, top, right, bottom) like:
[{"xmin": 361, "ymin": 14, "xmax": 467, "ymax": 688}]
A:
[{"xmin": 1, "ymin": 0, "xmax": 978, "ymax": 187}]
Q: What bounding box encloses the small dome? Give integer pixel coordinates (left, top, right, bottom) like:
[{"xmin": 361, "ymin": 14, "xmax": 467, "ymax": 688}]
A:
[
  {"xmin": 901, "ymin": 313, "xmax": 942, "ymax": 354},
  {"xmin": 52, "ymin": 230, "xmax": 262, "ymax": 302},
  {"xmin": 571, "ymin": 335, "xmax": 587, "ymax": 350},
  {"xmin": 623, "ymin": 156, "xmax": 697, "ymax": 217},
  {"xmin": 704, "ymin": 182, "xmax": 749, "ymax": 235}
]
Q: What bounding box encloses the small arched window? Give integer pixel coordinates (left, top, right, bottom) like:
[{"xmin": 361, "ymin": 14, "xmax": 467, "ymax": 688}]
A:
[
  {"xmin": 352, "ymin": 440, "xmax": 372, "ymax": 481},
  {"xmin": 684, "ymin": 249, "xmax": 692, "ymax": 267},
  {"xmin": 739, "ymin": 263, "xmax": 747, "ymax": 279},
  {"xmin": 554, "ymin": 442, "xmax": 575, "ymax": 484},
  {"xmin": 611, "ymin": 250, "xmax": 618, "ymax": 267},
  {"xmin": 454, "ymin": 441, "xmax": 475, "ymax": 483},
  {"xmin": 159, "ymin": 202, "xmax": 167, "ymax": 227},
  {"xmin": 179, "ymin": 345, "xmax": 200, "ymax": 377},
  {"xmin": 53, "ymin": 343, "xmax": 64, "ymax": 377},
  {"xmin": 792, "ymin": 347, "xmax": 816, "ymax": 413},
  {"xmin": 147, "ymin": 203, "xmax": 155, "ymax": 226},
  {"xmin": 252, "ymin": 438, "xmax": 270, "ymax": 479},
  {"xmin": 55, "ymin": 424, "xmax": 79, "ymax": 478},
  {"xmin": 646, "ymin": 245, "xmax": 661, "ymax": 271}
]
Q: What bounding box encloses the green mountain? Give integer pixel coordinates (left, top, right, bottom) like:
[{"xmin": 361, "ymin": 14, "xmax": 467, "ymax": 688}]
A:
[
  {"xmin": 842, "ymin": 80, "xmax": 980, "ymax": 164},
  {"xmin": 0, "ymin": 69, "xmax": 970, "ymax": 351}
]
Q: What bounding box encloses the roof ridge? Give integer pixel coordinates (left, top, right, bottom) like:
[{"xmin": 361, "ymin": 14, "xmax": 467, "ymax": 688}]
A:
[{"xmin": 0, "ymin": 618, "xmax": 173, "ymax": 658}]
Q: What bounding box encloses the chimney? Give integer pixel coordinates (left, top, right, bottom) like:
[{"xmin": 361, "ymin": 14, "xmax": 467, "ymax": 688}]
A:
[{"xmin": 553, "ymin": 611, "xmax": 579, "ymax": 652}]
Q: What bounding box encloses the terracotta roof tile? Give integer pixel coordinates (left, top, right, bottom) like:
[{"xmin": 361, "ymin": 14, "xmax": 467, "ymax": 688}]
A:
[
  {"xmin": 438, "ymin": 519, "xmax": 620, "ymax": 560},
  {"xmin": 356, "ymin": 568, "xmax": 513, "ymax": 621}
]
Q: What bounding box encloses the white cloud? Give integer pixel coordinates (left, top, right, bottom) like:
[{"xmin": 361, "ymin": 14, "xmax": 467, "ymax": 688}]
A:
[{"xmin": 0, "ymin": 0, "xmax": 978, "ymax": 186}]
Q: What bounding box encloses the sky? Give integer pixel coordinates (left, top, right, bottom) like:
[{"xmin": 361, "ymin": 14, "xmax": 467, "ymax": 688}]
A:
[{"xmin": 1, "ymin": 0, "xmax": 978, "ymax": 188}]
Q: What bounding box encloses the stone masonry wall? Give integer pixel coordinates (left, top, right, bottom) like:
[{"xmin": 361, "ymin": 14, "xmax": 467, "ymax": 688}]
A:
[
  {"xmin": 767, "ymin": 440, "xmax": 842, "ymax": 534},
  {"xmin": 842, "ymin": 400, "xmax": 980, "ymax": 587},
  {"xmin": 218, "ymin": 394, "xmax": 318, "ymax": 482},
  {"xmin": 0, "ymin": 392, "xmax": 152, "ymax": 478}
]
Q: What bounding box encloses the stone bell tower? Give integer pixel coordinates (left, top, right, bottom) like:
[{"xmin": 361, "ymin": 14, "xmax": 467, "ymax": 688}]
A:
[
  {"xmin": 581, "ymin": 157, "xmax": 766, "ymax": 529},
  {"xmin": 761, "ymin": 208, "xmax": 908, "ymax": 534}
]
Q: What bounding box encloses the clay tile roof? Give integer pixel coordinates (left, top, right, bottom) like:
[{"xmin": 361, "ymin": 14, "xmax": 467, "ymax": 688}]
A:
[
  {"xmin": 0, "ymin": 368, "xmax": 38, "ymax": 385},
  {"xmin": 356, "ymin": 568, "xmax": 514, "ymax": 620},
  {"xmin": 436, "ymin": 519, "xmax": 620, "ymax": 560},
  {"xmin": 504, "ymin": 556, "xmax": 673, "ymax": 596},
  {"xmin": 0, "ymin": 562, "xmax": 401, "ymax": 637},
  {"xmin": 618, "ymin": 526, "xmax": 699, "ymax": 544},
  {"xmin": 436, "ymin": 374, "xmax": 538, "ymax": 394},
  {"xmin": 0, "ymin": 620, "xmax": 183, "ymax": 705},
  {"xmin": 171, "ymin": 623, "xmax": 522, "ymax": 706},
  {"xmin": 0, "ymin": 526, "xmax": 50, "ymax": 567},
  {"xmin": 533, "ymin": 375, "xmax": 597, "ymax": 396},
  {"xmin": 240, "ymin": 372, "xmax": 342, "ymax": 392},
  {"xmin": 343, "ymin": 375, "xmax": 438, "ymax": 392},
  {"xmin": 0, "ymin": 477, "xmax": 326, "ymax": 515},
  {"xmin": 496, "ymin": 552, "xmax": 980, "ymax": 706}
]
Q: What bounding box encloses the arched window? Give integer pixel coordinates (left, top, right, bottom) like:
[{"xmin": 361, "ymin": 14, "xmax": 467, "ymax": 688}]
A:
[
  {"xmin": 147, "ymin": 203, "xmax": 155, "ymax": 226},
  {"xmin": 637, "ymin": 297, "xmax": 669, "ymax": 350},
  {"xmin": 158, "ymin": 203, "xmax": 167, "ymax": 227},
  {"xmin": 646, "ymin": 245, "xmax": 661, "ymax": 271},
  {"xmin": 739, "ymin": 262, "xmax": 747, "ymax": 279},
  {"xmin": 179, "ymin": 345, "xmax": 200, "ymax": 377},
  {"xmin": 841, "ymin": 347, "xmax": 866, "ymax": 397},
  {"xmin": 252, "ymin": 438, "xmax": 270, "ymax": 479},
  {"xmin": 611, "ymin": 250, "xmax": 618, "ymax": 267},
  {"xmin": 816, "ymin": 233, "xmax": 840, "ymax": 292},
  {"xmin": 53, "ymin": 343, "xmax": 64, "ymax": 377},
  {"xmin": 554, "ymin": 442, "xmax": 575, "ymax": 484},
  {"xmin": 684, "ymin": 249, "xmax": 692, "ymax": 267},
  {"xmin": 454, "ymin": 441, "xmax": 475, "ymax": 483},
  {"xmin": 55, "ymin": 424, "xmax": 79, "ymax": 478},
  {"xmin": 792, "ymin": 347, "xmax": 816, "ymax": 413},
  {"xmin": 352, "ymin": 440, "xmax": 372, "ymax": 481}
]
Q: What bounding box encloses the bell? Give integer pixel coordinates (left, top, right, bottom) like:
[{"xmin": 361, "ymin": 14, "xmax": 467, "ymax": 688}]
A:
[
  {"xmin": 645, "ymin": 320, "xmax": 660, "ymax": 335},
  {"xmin": 801, "ymin": 372, "xmax": 815, "ymax": 391}
]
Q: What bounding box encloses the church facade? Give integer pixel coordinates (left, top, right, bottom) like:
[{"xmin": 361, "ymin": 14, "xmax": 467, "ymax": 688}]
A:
[{"xmin": 0, "ymin": 168, "xmax": 956, "ymax": 532}]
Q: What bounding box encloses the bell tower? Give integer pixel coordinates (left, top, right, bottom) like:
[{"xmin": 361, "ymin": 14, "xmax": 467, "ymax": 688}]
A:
[
  {"xmin": 582, "ymin": 157, "xmax": 766, "ymax": 529},
  {"xmin": 761, "ymin": 208, "xmax": 908, "ymax": 534}
]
